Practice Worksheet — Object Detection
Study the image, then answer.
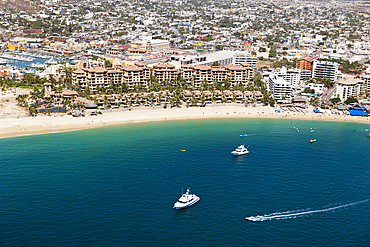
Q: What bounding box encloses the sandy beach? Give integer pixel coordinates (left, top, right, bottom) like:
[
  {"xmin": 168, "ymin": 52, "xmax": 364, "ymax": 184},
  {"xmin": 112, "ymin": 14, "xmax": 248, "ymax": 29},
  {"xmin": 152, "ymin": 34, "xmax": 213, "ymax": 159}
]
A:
[
  {"xmin": 1, "ymin": 104, "xmax": 369, "ymax": 139},
  {"xmin": 0, "ymin": 88, "xmax": 31, "ymax": 117}
]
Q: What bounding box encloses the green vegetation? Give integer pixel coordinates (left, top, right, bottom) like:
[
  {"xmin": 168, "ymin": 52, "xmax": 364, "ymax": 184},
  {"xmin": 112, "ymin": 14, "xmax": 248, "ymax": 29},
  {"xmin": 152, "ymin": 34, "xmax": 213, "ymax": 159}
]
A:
[
  {"xmin": 330, "ymin": 97, "xmax": 341, "ymax": 104},
  {"xmin": 104, "ymin": 59, "xmax": 113, "ymax": 68},
  {"xmin": 306, "ymin": 78, "xmax": 334, "ymax": 88},
  {"xmin": 319, "ymin": 58, "xmax": 365, "ymax": 74},
  {"xmin": 272, "ymin": 57, "xmax": 297, "ymax": 69},
  {"xmin": 303, "ymin": 87, "xmax": 315, "ymax": 94},
  {"xmin": 268, "ymin": 48, "xmax": 277, "ymax": 58},
  {"xmin": 344, "ymin": 96, "xmax": 358, "ymax": 104}
]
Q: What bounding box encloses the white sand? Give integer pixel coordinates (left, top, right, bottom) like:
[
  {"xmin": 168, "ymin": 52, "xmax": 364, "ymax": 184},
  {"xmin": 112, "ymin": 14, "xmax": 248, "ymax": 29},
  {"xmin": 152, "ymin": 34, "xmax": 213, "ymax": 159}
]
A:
[
  {"xmin": 0, "ymin": 88, "xmax": 31, "ymax": 117},
  {"xmin": 0, "ymin": 104, "xmax": 369, "ymax": 139}
]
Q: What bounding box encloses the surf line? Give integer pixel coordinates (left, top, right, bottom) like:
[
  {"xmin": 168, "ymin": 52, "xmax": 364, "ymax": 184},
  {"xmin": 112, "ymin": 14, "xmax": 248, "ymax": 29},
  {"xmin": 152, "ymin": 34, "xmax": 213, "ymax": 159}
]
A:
[{"xmin": 246, "ymin": 199, "xmax": 369, "ymax": 222}]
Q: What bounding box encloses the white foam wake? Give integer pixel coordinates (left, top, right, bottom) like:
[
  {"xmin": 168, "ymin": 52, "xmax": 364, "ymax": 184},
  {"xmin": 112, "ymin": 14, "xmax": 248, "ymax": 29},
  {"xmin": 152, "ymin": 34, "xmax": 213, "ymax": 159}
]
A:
[{"xmin": 246, "ymin": 199, "xmax": 369, "ymax": 222}]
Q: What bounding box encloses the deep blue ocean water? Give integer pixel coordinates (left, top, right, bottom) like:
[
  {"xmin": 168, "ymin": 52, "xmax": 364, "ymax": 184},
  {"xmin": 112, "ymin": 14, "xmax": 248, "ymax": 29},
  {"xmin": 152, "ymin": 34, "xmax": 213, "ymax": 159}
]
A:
[{"xmin": 0, "ymin": 118, "xmax": 369, "ymax": 246}]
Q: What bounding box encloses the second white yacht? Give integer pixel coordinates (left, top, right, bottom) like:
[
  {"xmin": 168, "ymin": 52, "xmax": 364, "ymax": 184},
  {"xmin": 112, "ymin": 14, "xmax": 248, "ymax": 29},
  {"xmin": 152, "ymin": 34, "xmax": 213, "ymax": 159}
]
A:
[
  {"xmin": 231, "ymin": 145, "xmax": 249, "ymax": 156},
  {"xmin": 173, "ymin": 189, "xmax": 200, "ymax": 210}
]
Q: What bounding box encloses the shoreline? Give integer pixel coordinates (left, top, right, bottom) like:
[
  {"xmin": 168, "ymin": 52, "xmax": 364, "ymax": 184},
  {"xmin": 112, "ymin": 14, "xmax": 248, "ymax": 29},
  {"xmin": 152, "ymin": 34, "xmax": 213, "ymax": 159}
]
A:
[{"xmin": 1, "ymin": 105, "xmax": 369, "ymax": 139}]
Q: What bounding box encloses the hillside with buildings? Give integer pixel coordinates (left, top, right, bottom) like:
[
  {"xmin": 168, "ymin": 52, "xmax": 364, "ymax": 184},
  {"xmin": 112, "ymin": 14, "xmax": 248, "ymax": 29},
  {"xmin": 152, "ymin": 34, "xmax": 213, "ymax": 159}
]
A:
[
  {"xmin": 0, "ymin": 0, "xmax": 38, "ymax": 12},
  {"xmin": 0, "ymin": 0, "xmax": 369, "ymax": 117}
]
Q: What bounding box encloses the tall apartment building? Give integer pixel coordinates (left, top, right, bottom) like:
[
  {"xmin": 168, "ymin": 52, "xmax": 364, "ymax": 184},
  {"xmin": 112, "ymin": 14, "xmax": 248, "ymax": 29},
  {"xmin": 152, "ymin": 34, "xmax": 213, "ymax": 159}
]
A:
[
  {"xmin": 296, "ymin": 55, "xmax": 319, "ymax": 70},
  {"xmin": 268, "ymin": 75, "xmax": 292, "ymax": 103},
  {"xmin": 274, "ymin": 67, "xmax": 301, "ymax": 88},
  {"xmin": 336, "ymin": 79, "xmax": 366, "ymax": 101},
  {"xmin": 312, "ymin": 61, "xmax": 339, "ymax": 82},
  {"xmin": 359, "ymin": 75, "xmax": 370, "ymax": 92}
]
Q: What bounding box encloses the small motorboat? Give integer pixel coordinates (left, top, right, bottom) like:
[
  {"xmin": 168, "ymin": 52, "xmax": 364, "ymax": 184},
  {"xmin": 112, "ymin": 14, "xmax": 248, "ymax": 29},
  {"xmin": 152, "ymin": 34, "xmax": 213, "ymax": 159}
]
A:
[
  {"xmin": 231, "ymin": 145, "xmax": 249, "ymax": 156},
  {"xmin": 246, "ymin": 216, "xmax": 264, "ymax": 221},
  {"xmin": 173, "ymin": 189, "xmax": 200, "ymax": 210},
  {"xmin": 240, "ymin": 134, "xmax": 248, "ymax": 137},
  {"xmin": 310, "ymin": 139, "xmax": 316, "ymax": 143}
]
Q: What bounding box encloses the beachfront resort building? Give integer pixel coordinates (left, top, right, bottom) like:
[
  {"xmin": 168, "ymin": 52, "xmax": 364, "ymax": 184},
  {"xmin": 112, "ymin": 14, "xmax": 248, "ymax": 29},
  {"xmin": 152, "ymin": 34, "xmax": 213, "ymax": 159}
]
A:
[
  {"xmin": 122, "ymin": 63, "xmax": 151, "ymax": 90},
  {"xmin": 72, "ymin": 64, "xmax": 150, "ymax": 92},
  {"xmin": 72, "ymin": 63, "xmax": 254, "ymax": 91},
  {"xmin": 336, "ymin": 79, "xmax": 366, "ymax": 101},
  {"xmin": 312, "ymin": 61, "xmax": 339, "ymax": 82},
  {"xmin": 179, "ymin": 63, "xmax": 253, "ymax": 88},
  {"xmin": 153, "ymin": 63, "xmax": 178, "ymax": 85},
  {"xmin": 274, "ymin": 67, "xmax": 301, "ymax": 88},
  {"xmin": 268, "ymin": 75, "xmax": 292, "ymax": 103}
]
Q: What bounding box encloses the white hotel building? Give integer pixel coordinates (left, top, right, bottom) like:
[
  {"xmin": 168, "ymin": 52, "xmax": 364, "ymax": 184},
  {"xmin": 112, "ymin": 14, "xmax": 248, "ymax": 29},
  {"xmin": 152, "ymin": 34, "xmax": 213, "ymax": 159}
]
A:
[
  {"xmin": 336, "ymin": 79, "xmax": 365, "ymax": 101},
  {"xmin": 312, "ymin": 61, "xmax": 339, "ymax": 82},
  {"xmin": 275, "ymin": 67, "xmax": 301, "ymax": 89},
  {"xmin": 268, "ymin": 75, "xmax": 292, "ymax": 103}
]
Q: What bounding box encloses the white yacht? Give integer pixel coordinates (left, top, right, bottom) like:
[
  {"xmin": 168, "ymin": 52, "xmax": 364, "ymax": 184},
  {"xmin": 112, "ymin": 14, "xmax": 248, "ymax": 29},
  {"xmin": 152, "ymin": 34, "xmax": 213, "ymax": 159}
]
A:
[
  {"xmin": 173, "ymin": 189, "xmax": 200, "ymax": 210},
  {"xmin": 231, "ymin": 145, "xmax": 249, "ymax": 156}
]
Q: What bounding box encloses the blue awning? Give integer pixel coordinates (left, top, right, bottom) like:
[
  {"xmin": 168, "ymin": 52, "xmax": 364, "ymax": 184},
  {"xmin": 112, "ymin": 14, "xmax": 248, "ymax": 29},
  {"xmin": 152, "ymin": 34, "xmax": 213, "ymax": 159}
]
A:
[{"xmin": 349, "ymin": 110, "xmax": 369, "ymax": 116}]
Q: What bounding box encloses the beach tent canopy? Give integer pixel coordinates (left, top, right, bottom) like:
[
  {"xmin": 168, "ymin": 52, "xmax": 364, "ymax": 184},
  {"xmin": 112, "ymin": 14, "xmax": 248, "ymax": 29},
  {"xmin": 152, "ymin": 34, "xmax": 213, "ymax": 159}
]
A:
[
  {"xmin": 349, "ymin": 110, "xmax": 369, "ymax": 116},
  {"xmin": 313, "ymin": 109, "xmax": 321, "ymax": 113},
  {"xmin": 84, "ymin": 101, "xmax": 97, "ymax": 109}
]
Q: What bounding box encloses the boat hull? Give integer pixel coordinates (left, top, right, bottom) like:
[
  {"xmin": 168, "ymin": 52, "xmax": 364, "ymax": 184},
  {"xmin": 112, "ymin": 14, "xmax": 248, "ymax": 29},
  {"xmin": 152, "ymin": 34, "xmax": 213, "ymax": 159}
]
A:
[
  {"xmin": 173, "ymin": 197, "xmax": 200, "ymax": 210},
  {"xmin": 231, "ymin": 151, "xmax": 249, "ymax": 156}
]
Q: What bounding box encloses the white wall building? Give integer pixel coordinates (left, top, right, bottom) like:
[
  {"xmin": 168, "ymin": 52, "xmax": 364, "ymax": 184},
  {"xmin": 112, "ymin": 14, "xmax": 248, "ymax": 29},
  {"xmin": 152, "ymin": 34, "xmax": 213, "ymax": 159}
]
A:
[
  {"xmin": 268, "ymin": 75, "xmax": 292, "ymax": 103},
  {"xmin": 301, "ymin": 70, "xmax": 312, "ymax": 80},
  {"xmin": 271, "ymin": 67, "xmax": 301, "ymax": 89},
  {"xmin": 305, "ymin": 83, "xmax": 326, "ymax": 94},
  {"xmin": 336, "ymin": 79, "xmax": 365, "ymax": 101},
  {"xmin": 232, "ymin": 55, "xmax": 257, "ymax": 68},
  {"xmin": 359, "ymin": 75, "xmax": 370, "ymax": 92},
  {"xmin": 170, "ymin": 51, "xmax": 234, "ymax": 67},
  {"xmin": 312, "ymin": 61, "xmax": 339, "ymax": 82}
]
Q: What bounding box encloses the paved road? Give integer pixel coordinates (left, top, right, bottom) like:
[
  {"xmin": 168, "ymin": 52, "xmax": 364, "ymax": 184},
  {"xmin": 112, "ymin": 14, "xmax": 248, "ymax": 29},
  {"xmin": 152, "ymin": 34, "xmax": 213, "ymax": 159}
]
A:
[{"xmin": 321, "ymin": 84, "xmax": 337, "ymax": 102}]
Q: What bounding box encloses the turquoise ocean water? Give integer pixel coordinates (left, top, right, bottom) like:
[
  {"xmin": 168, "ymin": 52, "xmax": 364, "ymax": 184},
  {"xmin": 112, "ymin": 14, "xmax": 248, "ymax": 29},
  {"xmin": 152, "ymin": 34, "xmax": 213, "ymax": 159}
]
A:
[{"xmin": 0, "ymin": 118, "xmax": 369, "ymax": 246}]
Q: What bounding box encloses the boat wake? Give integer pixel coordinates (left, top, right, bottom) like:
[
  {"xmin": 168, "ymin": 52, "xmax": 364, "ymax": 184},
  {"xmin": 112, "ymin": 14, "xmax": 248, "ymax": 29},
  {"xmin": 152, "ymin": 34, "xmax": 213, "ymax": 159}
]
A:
[{"xmin": 246, "ymin": 199, "xmax": 369, "ymax": 222}]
